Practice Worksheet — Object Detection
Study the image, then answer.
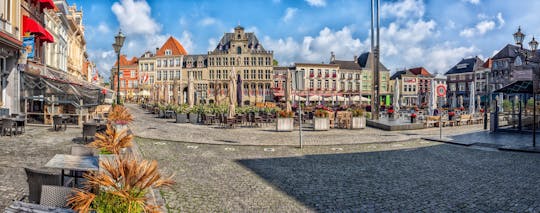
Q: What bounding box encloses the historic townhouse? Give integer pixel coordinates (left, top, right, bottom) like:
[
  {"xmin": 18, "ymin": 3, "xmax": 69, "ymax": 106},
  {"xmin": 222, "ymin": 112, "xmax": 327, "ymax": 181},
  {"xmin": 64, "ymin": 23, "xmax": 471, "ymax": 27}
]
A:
[
  {"xmin": 356, "ymin": 52, "xmax": 391, "ymax": 106},
  {"xmin": 294, "ymin": 63, "xmax": 340, "ymax": 102},
  {"xmin": 208, "ymin": 25, "xmax": 273, "ymax": 105},
  {"xmin": 445, "ymin": 56, "xmax": 484, "ymax": 108},
  {"xmin": 0, "ymin": 0, "xmax": 22, "ymax": 114},
  {"xmin": 65, "ymin": 2, "xmax": 88, "ymax": 80},
  {"xmin": 111, "ymin": 55, "xmax": 138, "ymax": 101},
  {"xmin": 182, "ymin": 54, "xmax": 207, "ymax": 104},
  {"xmin": 44, "ymin": 3, "xmax": 68, "ymax": 72},
  {"xmin": 153, "ymin": 36, "xmax": 187, "ymax": 103},
  {"xmin": 330, "ymin": 53, "xmax": 362, "ymax": 100},
  {"xmin": 390, "ymin": 70, "xmax": 419, "ymax": 107}
]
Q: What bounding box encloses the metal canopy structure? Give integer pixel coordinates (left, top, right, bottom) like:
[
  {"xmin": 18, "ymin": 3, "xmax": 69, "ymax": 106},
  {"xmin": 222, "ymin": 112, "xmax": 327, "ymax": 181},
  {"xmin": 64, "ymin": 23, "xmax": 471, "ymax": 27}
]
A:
[{"xmin": 494, "ymin": 80, "xmax": 533, "ymax": 94}]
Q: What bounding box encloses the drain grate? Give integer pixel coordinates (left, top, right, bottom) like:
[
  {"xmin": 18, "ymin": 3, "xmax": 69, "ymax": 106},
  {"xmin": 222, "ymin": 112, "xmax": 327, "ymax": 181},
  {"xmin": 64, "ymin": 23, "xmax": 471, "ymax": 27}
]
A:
[
  {"xmin": 147, "ymin": 127, "xmax": 157, "ymax": 130},
  {"xmin": 263, "ymin": 148, "xmax": 275, "ymax": 152},
  {"xmin": 187, "ymin": 145, "xmax": 198, "ymax": 149}
]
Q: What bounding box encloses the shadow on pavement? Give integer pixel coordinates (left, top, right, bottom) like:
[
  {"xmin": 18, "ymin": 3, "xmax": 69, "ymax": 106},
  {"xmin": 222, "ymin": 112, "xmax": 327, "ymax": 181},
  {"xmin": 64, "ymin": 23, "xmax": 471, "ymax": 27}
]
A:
[{"xmin": 236, "ymin": 144, "xmax": 540, "ymax": 212}]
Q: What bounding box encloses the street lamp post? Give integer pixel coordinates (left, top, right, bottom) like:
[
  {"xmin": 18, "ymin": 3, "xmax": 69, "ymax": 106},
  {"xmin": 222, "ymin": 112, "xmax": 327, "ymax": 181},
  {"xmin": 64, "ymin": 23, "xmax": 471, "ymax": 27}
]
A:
[
  {"xmin": 512, "ymin": 27, "xmax": 538, "ymax": 147},
  {"xmin": 113, "ymin": 30, "xmax": 126, "ymax": 105}
]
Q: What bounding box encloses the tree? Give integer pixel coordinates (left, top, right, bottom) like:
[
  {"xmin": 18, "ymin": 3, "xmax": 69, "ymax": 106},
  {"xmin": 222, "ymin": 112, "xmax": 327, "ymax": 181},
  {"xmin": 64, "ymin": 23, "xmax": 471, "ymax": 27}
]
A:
[{"xmin": 272, "ymin": 59, "xmax": 278, "ymax": 66}]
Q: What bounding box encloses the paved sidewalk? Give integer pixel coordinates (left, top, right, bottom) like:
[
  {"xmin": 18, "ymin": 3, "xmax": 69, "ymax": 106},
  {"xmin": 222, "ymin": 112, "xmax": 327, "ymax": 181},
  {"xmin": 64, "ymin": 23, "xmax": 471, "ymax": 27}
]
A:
[
  {"xmin": 0, "ymin": 126, "xmax": 81, "ymax": 209},
  {"xmin": 127, "ymin": 104, "xmax": 485, "ymax": 146}
]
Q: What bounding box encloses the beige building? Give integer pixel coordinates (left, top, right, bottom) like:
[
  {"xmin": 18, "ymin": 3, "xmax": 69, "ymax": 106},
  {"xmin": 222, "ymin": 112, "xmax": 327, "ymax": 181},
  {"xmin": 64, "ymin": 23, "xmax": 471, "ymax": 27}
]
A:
[
  {"xmin": 0, "ymin": 0, "xmax": 21, "ymax": 113},
  {"xmin": 141, "ymin": 26, "xmax": 274, "ymax": 105},
  {"xmin": 294, "ymin": 63, "xmax": 340, "ymax": 102},
  {"xmin": 44, "ymin": 4, "xmax": 68, "ymax": 72},
  {"xmin": 208, "ymin": 26, "xmax": 273, "ymax": 105},
  {"xmin": 65, "ymin": 2, "xmax": 88, "ymax": 80}
]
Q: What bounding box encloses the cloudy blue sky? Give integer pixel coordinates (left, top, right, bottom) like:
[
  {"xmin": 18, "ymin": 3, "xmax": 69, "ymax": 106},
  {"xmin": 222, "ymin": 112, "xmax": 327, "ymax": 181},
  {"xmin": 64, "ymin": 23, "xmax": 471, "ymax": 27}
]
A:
[{"xmin": 72, "ymin": 0, "xmax": 540, "ymax": 80}]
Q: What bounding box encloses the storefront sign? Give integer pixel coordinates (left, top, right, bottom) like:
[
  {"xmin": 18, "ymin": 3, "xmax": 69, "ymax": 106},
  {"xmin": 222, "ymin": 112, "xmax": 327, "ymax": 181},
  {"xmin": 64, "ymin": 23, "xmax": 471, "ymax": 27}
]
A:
[
  {"xmin": 403, "ymin": 77, "xmax": 416, "ymax": 83},
  {"xmin": 22, "ymin": 36, "xmax": 34, "ymax": 59}
]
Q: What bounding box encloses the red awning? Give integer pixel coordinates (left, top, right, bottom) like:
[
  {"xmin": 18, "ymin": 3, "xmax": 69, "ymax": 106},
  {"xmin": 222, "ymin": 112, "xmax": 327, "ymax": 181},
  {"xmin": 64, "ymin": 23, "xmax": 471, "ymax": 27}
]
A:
[
  {"xmin": 39, "ymin": 0, "xmax": 55, "ymax": 10},
  {"xmin": 23, "ymin": 15, "xmax": 54, "ymax": 43}
]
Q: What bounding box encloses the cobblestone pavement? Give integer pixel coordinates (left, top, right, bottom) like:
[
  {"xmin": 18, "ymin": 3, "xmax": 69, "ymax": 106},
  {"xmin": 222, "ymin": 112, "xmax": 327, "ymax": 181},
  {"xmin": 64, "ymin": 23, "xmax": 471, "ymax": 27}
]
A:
[
  {"xmin": 0, "ymin": 126, "xmax": 82, "ymax": 209},
  {"xmin": 127, "ymin": 104, "xmax": 485, "ymax": 146},
  {"xmin": 136, "ymin": 137, "xmax": 540, "ymax": 212}
]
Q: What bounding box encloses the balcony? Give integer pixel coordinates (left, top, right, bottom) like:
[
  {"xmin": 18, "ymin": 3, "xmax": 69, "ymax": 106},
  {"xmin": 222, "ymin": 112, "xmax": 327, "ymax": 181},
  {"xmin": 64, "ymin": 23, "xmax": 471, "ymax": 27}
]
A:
[{"xmin": 309, "ymin": 74, "xmax": 314, "ymax": 78}]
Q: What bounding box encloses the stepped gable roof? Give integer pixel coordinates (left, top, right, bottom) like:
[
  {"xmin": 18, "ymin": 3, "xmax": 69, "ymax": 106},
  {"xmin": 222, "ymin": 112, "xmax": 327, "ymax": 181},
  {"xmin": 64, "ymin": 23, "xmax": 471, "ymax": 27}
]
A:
[
  {"xmin": 114, "ymin": 55, "xmax": 138, "ymax": 66},
  {"xmin": 408, "ymin": 67, "xmax": 433, "ymax": 77},
  {"xmin": 330, "ymin": 60, "xmax": 361, "ymax": 70},
  {"xmin": 214, "ymin": 32, "xmax": 265, "ymax": 51},
  {"xmin": 445, "ymin": 56, "xmax": 484, "ymax": 75},
  {"xmin": 156, "ymin": 36, "xmax": 188, "ymax": 56},
  {"xmin": 357, "ymin": 52, "xmax": 389, "ymax": 71}
]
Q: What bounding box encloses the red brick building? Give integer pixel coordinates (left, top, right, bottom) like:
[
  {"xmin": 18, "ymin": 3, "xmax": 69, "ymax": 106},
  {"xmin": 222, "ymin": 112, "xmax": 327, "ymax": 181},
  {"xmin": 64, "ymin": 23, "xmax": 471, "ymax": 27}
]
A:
[
  {"xmin": 408, "ymin": 67, "xmax": 434, "ymax": 104},
  {"xmin": 112, "ymin": 55, "xmax": 139, "ymax": 101}
]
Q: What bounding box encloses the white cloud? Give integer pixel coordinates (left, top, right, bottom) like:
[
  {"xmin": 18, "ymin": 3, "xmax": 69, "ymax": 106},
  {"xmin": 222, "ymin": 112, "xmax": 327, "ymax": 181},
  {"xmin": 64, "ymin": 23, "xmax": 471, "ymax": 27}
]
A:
[
  {"xmin": 460, "ymin": 20, "xmax": 495, "ymax": 38},
  {"xmin": 305, "ymin": 0, "xmax": 326, "ymax": 7},
  {"xmin": 496, "ymin": 12, "xmax": 505, "ymax": 28},
  {"xmin": 199, "ymin": 17, "xmax": 217, "ymax": 26},
  {"xmin": 207, "ymin": 38, "xmax": 218, "ymax": 51},
  {"xmin": 381, "ymin": 0, "xmax": 425, "ymax": 19},
  {"xmin": 111, "ymin": 0, "xmax": 161, "ymax": 35},
  {"xmin": 447, "ymin": 20, "xmax": 456, "ymax": 29},
  {"xmin": 97, "ymin": 22, "xmax": 110, "ymax": 34},
  {"xmin": 180, "ymin": 31, "xmax": 194, "ymax": 53},
  {"xmin": 264, "ymin": 26, "xmax": 366, "ymax": 66},
  {"xmin": 462, "ymin": 0, "xmax": 480, "ymax": 4},
  {"xmin": 282, "ymin": 7, "xmax": 297, "ymax": 23}
]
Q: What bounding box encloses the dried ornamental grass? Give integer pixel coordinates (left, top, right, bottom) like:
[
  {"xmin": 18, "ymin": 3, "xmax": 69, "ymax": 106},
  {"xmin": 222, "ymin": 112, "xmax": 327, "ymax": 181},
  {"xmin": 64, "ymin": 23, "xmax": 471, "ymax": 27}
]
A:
[
  {"xmin": 88, "ymin": 123, "xmax": 133, "ymax": 155},
  {"xmin": 67, "ymin": 154, "xmax": 175, "ymax": 213},
  {"xmin": 108, "ymin": 105, "xmax": 134, "ymax": 125}
]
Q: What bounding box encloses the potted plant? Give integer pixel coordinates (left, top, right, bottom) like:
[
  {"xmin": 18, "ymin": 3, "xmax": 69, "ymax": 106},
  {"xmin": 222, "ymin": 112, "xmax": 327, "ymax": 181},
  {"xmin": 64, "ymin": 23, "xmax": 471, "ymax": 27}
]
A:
[
  {"xmin": 107, "ymin": 105, "xmax": 134, "ymax": 131},
  {"xmin": 88, "ymin": 123, "xmax": 133, "ymax": 156},
  {"xmin": 68, "ymin": 154, "xmax": 174, "ymax": 212},
  {"xmin": 313, "ymin": 109, "xmax": 330, "ymax": 131},
  {"xmin": 410, "ymin": 113, "xmax": 417, "ymax": 123},
  {"xmin": 276, "ymin": 110, "xmax": 294, "ymax": 132},
  {"xmin": 387, "ymin": 107, "xmax": 395, "ymax": 120},
  {"xmin": 349, "ymin": 108, "xmax": 366, "ymax": 129},
  {"xmin": 188, "ymin": 107, "xmax": 199, "ymax": 124},
  {"xmin": 448, "ymin": 111, "xmax": 456, "ymax": 120},
  {"xmin": 175, "ymin": 104, "xmax": 189, "ymax": 123}
]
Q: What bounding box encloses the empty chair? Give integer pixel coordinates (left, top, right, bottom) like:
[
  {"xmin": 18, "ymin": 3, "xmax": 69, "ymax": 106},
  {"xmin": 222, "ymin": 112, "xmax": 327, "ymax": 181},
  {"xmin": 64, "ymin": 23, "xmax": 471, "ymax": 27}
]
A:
[
  {"xmin": 39, "ymin": 185, "xmax": 74, "ymax": 208},
  {"xmin": 1, "ymin": 119, "xmax": 15, "ymax": 136},
  {"xmin": 53, "ymin": 116, "xmax": 66, "ymax": 131},
  {"xmin": 82, "ymin": 124, "xmax": 97, "ymax": 142},
  {"xmin": 24, "ymin": 168, "xmax": 62, "ymax": 204}
]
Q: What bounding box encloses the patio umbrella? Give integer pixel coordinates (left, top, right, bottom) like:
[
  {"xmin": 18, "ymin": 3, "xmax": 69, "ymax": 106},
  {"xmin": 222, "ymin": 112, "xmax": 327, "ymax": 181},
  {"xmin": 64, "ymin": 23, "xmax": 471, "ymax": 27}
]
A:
[
  {"xmin": 394, "ymin": 80, "xmax": 400, "ymax": 112},
  {"xmin": 285, "ymin": 71, "xmax": 292, "ymax": 111},
  {"xmin": 477, "ymin": 95, "xmax": 481, "ymax": 112},
  {"xmin": 172, "ymin": 80, "xmax": 179, "ymax": 104},
  {"xmin": 188, "ymin": 74, "xmax": 195, "ymax": 107},
  {"xmin": 498, "ymin": 93, "xmax": 504, "ymax": 112},
  {"xmin": 294, "ymin": 96, "xmax": 306, "ymax": 101},
  {"xmin": 459, "ymin": 95, "xmax": 463, "ymax": 108},
  {"xmin": 237, "ymin": 74, "xmax": 243, "ymax": 106},
  {"xmin": 469, "ymin": 82, "xmax": 475, "ymax": 114},
  {"xmin": 429, "ymin": 80, "xmax": 437, "ymax": 115},
  {"xmin": 452, "ymin": 92, "xmax": 457, "ymax": 108},
  {"xmin": 228, "ymin": 68, "xmax": 237, "ymax": 118}
]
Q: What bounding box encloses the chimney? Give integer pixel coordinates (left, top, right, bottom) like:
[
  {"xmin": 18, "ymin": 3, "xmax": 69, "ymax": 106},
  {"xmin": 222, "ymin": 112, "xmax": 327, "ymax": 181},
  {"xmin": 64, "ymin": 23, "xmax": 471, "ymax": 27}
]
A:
[
  {"xmin": 155, "ymin": 47, "xmax": 159, "ymax": 53},
  {"xmin": 330, "ymin": 51, "xmax": 335, "ymax": 62},
  {"xmin": 354, "ymin": 55, "xmax": 358, "ymax": 62}
]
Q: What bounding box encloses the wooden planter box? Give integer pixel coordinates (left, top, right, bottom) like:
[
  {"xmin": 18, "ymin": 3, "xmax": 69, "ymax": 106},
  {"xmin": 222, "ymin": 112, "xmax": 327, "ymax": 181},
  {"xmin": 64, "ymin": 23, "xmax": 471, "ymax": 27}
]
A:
[
  {"xmin": 176, "ymin": 113, "xmax": 188, "ymax": 123},
  {"xmin": 313, "ymin": 117, "xmax": 329, "ymax": 131},
  {"xmin": 276, "ymin": 117, "xmax": 294, "ymax": 132},
  {"xmin": 351, "ymin": 117, "xmax": 366, "ymax": 129}
]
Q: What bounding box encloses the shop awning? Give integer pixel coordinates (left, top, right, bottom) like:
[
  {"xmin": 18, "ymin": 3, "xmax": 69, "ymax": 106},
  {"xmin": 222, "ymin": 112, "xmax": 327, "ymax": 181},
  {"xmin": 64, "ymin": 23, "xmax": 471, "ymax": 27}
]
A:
[
  {"xmin": 22, "ymin": 15, "xmax": 54, "ymax": 43},
  {"xmin": 39, "ymin": 0, "xmax": 55, "ymax": 10}
]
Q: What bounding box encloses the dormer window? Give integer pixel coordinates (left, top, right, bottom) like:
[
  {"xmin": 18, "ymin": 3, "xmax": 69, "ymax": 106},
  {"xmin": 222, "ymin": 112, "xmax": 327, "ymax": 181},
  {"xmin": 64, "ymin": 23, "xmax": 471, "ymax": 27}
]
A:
[
  {"xmin": 237, "ymin": 34, "xmax": 241, "ymax": 39},
  {"xmin": 165, "ymin": 49, "xmax": 172, "ymax": 55},
  {"xmin": 456, "ymin": 64, "xmax": 468, "ymax": 69}
]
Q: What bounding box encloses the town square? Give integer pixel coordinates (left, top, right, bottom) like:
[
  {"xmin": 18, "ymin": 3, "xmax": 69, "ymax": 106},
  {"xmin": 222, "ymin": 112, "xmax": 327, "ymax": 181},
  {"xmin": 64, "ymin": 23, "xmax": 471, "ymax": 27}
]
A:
[{"xmin": 0, "ymin": 0, "xmax": 539, "ymax": 212}]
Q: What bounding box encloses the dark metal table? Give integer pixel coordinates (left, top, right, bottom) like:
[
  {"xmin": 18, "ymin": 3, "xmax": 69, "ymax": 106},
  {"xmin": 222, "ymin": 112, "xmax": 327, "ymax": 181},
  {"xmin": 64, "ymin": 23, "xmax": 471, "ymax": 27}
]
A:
[
  {"xmin": 5, "ymin": 201, "xmax": 75, "ymax": 213},
  {"xmin": 44, "ymin": 154, "xmax": 99, "ymax": 185}
]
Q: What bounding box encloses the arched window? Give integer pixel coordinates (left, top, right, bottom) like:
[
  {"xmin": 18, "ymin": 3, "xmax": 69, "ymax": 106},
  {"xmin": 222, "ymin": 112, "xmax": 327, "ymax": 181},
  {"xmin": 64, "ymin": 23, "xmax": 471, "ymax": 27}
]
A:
[
  {"xmin": 237, "ymin": 34, "xmax": 241, "ymax": 39},
  {"xmin": 237, "ymin": 47, "xmax": 242, "ymax": 54}
]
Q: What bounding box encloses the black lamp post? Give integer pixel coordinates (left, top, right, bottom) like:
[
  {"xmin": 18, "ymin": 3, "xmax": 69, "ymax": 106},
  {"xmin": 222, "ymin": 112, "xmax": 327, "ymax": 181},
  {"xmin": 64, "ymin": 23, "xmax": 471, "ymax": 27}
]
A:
[
  {"xmin": 513, "ymin": 27, "xmax": 538, "ymax": 147},
  {"xmin": 113, "ymin": 30, "xmax": 126, "ymax": 105}
]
